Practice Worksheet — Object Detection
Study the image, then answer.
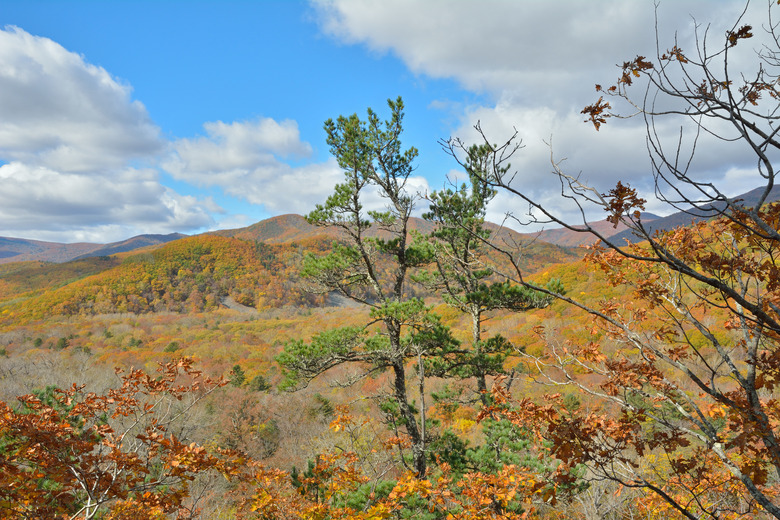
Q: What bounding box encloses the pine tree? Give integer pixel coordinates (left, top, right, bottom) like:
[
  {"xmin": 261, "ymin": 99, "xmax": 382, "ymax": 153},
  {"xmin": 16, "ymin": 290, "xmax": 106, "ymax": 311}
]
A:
[
  {"xmin": 422, "ymin": 143, "xmax": 562, "ymax": 405},
  {"xmin": 277, "ymin": 97, "xmax": 455, "ymax": 477}
]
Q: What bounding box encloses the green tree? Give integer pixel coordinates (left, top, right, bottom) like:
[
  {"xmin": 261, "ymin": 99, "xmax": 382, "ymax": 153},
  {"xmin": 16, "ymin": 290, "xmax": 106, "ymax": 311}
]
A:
[
  {"xmin": 55, "ymin": 337, "xmax": 69, "ymax": 350},
  {"xmin": 422, "ymin": 143, "xmax": 562, "ymax": 405},
  {"xmin": 277, "ymin": 97, "xmax": 455, "ymax": 477},
  {"xmin": 248, "ymin": 374, "xmax": 271, "ymax": 392},
  {"xmin": 229, "ymin": 364, "xmax": 246, "ymax": 387}
]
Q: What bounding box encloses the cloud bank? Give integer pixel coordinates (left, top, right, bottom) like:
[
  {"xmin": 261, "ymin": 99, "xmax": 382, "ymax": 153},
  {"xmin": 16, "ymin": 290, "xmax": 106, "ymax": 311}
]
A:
[
  {"xmin": 3, "ymin": 1, "xmax": 773, "ymax": 242},
  {"xmin": 0, "ymin": 26, "xmax": 215, "ymax": 242},
  {"xmin": 312, "ymin": 0, "xmax": 771, "ymax": 224},
  {"xmin": 163, "ymin": 117, "xmax": 431, "ymax": 217},
  {"xmin": 163, "ymin": 118, "xmax": 344, "ymax": 215}
]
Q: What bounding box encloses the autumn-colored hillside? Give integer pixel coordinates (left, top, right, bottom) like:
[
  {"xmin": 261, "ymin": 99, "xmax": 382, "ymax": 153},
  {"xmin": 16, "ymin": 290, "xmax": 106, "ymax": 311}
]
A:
[
  {"xmin": 0, "ymin": 210, "xmax": 593, "ymax": 518},
  {"xmin": 0, "ymin": 234, "xmax": 335, "ymax": 324},
  {"xmin": 216, "ymin": 213, "xmax": 443, "ymax": 245},
  {"xmin": 0, "ymin": 233, "xmax": 186, "ymax": 264},
  {"xmin": 212, "ymin": 214, "xmax": 338, "ymax": 244},
  {"xmin": 0, "ymin": 210, "xmax": 593, "ymax": 404},
  {"xmin": 0, "ymin": 210, "xmax": 766, "ymax": 519},
  {"xmin": 0, "ymin": 256, "xmax": 121, "ymax": 302},
  {"xmin": 5, "ymin": 4, "xmax": 780, "ymax": 514},
  {"xmin": 522, "ymin": 218, "xmax": 640, "ymax": 247},
  {"xmin": 0, "ymin": 214, "xmax": 579, "ymax": 324},
  {"xmin": 0, "ymin": 236, "xmax": 100, "ymax": 264}
]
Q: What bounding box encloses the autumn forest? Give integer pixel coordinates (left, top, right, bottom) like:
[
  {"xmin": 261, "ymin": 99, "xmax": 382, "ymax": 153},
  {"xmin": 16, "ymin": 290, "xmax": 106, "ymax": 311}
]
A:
[{"xmin": 3, "ymin": 5, "xmax": 780, "ymax": 519}]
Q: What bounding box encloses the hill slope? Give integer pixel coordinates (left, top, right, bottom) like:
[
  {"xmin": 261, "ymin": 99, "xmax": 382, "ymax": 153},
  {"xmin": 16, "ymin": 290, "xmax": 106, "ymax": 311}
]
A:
[
  {"xmin": 211, "ymin": 214, "xmax": 337, "ymax": 244},
  {"xmin": 72, "ymin": 233, "xmax": 187, "ymax": 260},
  {"xmin": 0, "ymin": 256, "xmax": 121, "ymax": 301},
  {"xmin": 521, "ymin": 185, "xmax": 780, "ymax": 247},
  {"xmin": 0, "ymin": 214, "xmax": 579, "ymax": 323},
  {"xmin": 609, "ymin": 185, "xmax": 780, "ymax": 244},
  {"xmin": 0, "ymin": 237, "xmax": 99, "ymax": 263},
  {"xmin": 523, "ymin": 213, "xmax": 659, "ymax": 247},
  {"xmin": 1, "ymin": 234, "xmax": 329, "ymax": 323},
  {"xmin": 0, "ymin": 233, "xmax": 186, "ymax": 264},
  {"xmin": 213, "ymin": 213, "xmax": 441, "ymax": 244}
]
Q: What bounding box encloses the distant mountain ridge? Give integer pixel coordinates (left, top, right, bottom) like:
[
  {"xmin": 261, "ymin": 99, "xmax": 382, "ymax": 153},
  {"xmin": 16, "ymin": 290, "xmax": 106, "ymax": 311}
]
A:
[
  {"xmin": 0, "ymin": 218, "xmax": 579, "ymax": 321},
  {"xmin": 0, "ymin": 237, "xmax": 99, "ymax": 263},
  {"xmin": 608, "ymin": 185, "xmax": 780, "ymax": 244},
  {"xmin": 520, "ymin": 185, "xmax": 780, "ymax": 247},
  {"xmin": 0, "ymin": 234, "xmax": 186, "ymax": 264},
  {"xmin": 2, "ymin": 183, "xmax": 777, "ymax": 262},
  {"xmin": 210, "ymin": 214, "xmax": 336, "ymax": 244},
  {"xmin": 212, "ymin": 213, "xmax": 440, "ymax": 244},
  {"xmin": 71, "ymin": 234, "xmax": 188, "ymax": 260},
  {"xmin": 525, "ymin": 212, "xmax": 661, "ymax": 247}
]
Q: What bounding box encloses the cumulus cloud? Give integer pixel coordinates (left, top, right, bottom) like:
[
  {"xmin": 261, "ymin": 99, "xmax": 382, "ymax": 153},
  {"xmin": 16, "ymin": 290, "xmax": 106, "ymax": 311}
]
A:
[
  {"xmin": 313, "ymin": 0, "xmax": 772, "ymax": 227},
  {"xmin": 312, "ymin": 1, "xmax": 710, "ymax": 103},
  {"xmin": 4, "ymin": 2, "xmax": 770, "ymax": 242},
  {"xmin": 165, "ymin": 118, "xmax": 312, "ymax": 181},
  {"xmin": 164, "ymin": 118, "xmax": 348, "ymax": 215},
  {"xmin": 0, "ymin": 26, "xmax": 217, "ymax": 242},
  {"xmin": 0, "ymin": 162, "xmax": 215, "ymax": 242},
  {"xmin": 164, "ymin": 116, "xmax": 433, "ymax": 216},
  {"xmin": 451, "ymin": 98, "xmax": 770, "ymax": 226},
  {"xmin": 0, "ymin": 26, "xmax": 162, "ymax": 171},
  {"xmin": 312, "ymin": 0, "xmax": 762, "ymax": 109}
]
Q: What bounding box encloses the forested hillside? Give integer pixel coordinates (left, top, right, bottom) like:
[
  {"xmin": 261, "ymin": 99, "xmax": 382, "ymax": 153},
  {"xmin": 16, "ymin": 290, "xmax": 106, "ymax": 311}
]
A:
[
  {"xmin": 0, "ymin": 208, "xmax": 585, "ymax": 517},
  {"xmin": 3, "ymin": 4, "xmax": 780, "ymax": 518},
  {"xmin": 0, "ymin": 197, "xmax": 762, "ymax": 518},
  {"xmin": 0, "ymin": 233, "xmax": 186, "ymax": 264},
  {"xmin": 0, "ymin": 214, "xmax": 577, "ymax": 324},
  {"xmin": 0, "ymin": 234, "xmax": 335, "ymax": 323}
]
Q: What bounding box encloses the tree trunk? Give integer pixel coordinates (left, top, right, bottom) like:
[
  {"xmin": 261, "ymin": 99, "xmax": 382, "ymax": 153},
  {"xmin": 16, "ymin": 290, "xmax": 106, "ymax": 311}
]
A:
[
  {"xmin": 472, "ymin": 310, "xmax": 489, "ymax": 407},
  {"xmin": 392, "ymin": 360, "xmax": 425, "ymax": 477}
]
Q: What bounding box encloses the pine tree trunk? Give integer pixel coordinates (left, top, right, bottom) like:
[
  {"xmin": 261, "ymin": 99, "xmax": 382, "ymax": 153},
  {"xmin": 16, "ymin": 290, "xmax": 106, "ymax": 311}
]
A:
[
  {"xmin": 392, "ymin": 360, "xmax": 425, "ymax": 477},
  {"xmin": 472, "ymin": 310, "xmax": 489, "ymax": 407}
]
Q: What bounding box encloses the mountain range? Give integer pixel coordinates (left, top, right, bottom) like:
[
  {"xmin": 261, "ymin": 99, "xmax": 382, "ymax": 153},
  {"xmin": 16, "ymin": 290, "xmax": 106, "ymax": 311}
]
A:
[
  {"xmin": 0, "ymin": 234, "xmax": 185, "ymax": 264},
  {"xmin": 1, "ymin": 184, "xmax": 778, "ymax": 264}
]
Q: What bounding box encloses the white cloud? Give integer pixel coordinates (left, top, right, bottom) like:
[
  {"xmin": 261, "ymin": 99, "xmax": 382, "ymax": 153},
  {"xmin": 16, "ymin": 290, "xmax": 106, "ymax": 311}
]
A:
[
  {"xmin": 208, "ymin": 213, "xmax": 256, "ymax": 233},
  {"xmin": 0, "ymin": 26, "xmax": 217, "ymax": 242},
  {"xmin": 164, "ymin": 115, "xmax": 433, "ymax": 216},
  {"xmin": 359, "ymin": 174, "xmax": 431, "ymax": 218},
  {"xmin": 0, "ymin": 162, "xmax": 215, "ymax": 242},
  {"xmin": 313, "ymin": 0, "xmax": 771, "ymax": 227},
  {"xmin": 0, "ymin": 26, "xmax": 162, "ymax": 171},
  {"xmin": 165, "ymin": 119, "xmax": 350, "ymax": 215},
  {"xmin": 166, "ymin": 118, "xmax": 312, "ymax": 179},
  {"xmin": 452, "ymin": 99, "xmax": 769, "ymax": 227},
  {"xmin": 312, "ymin": 0, "xmax": 701, "ymax": 103},
  {"xmin": 313, "ymin": 0, "xmax": 761, "ymax": 108},
  {"xmin": 2, "ymin": 2, "xmax": 770, "ymax": 243}
]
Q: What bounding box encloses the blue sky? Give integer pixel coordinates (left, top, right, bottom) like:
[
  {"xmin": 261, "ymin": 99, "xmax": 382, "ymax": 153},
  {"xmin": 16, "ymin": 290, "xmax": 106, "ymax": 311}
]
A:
[{"xmin": 0, "ymin": 0, "xmax": 768, "ymax": 243}]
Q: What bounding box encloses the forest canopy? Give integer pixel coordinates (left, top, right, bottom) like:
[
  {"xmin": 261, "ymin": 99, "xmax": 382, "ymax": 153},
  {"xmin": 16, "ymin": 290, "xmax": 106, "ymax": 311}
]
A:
[{"xmin": 2, "ymin": 2, "xmax": 780, "ymax": 519}]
